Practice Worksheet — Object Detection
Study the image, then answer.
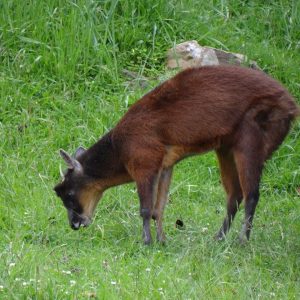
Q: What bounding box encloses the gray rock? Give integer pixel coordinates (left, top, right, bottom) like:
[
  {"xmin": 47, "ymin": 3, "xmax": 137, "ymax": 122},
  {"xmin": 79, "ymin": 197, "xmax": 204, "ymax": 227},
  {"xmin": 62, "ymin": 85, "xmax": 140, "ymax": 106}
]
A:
[{"xmin": 167, "ymin": 40, "xmax": 260, "ymax": 70}]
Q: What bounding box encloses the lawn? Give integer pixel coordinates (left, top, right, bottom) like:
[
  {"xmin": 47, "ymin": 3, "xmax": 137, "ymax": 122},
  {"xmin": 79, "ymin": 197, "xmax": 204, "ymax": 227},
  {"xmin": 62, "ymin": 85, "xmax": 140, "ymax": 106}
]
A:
[{"xmin": 0, "ymin": 0, "xmax": 300, "ymax": 299}]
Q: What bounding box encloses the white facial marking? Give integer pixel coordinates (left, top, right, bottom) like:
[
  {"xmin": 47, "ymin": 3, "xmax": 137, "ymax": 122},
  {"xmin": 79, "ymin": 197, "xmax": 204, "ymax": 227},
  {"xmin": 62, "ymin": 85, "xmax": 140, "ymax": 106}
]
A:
[{"xmin": 73, "ymin": 222, "xmax": 80, "ymax": 229}]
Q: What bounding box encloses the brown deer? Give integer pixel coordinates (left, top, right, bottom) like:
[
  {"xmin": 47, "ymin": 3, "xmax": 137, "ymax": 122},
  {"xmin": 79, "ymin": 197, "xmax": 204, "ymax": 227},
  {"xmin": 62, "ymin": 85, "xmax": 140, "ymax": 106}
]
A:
[{"xmin": 54, "ymin": 65, "xmax": 299, "ymax": 244}]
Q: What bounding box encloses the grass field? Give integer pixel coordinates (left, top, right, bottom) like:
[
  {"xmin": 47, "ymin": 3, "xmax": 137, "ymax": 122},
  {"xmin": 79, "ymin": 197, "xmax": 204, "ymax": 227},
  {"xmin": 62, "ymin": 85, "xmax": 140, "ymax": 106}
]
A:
[{"xmin": 1, "ymin": 0, "xmax": 300, "ymax": 299}]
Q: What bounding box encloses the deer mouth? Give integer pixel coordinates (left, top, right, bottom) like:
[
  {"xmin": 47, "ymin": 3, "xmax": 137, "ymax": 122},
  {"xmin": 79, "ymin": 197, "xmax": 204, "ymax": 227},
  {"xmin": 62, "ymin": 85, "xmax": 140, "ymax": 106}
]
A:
[
  {"xmin": 70, "ymin": 218, "xmax": 91, "ymax": 230},
  {"xmin": 68, "ymin": 210, "xmax": 91, "ymax": 230}
]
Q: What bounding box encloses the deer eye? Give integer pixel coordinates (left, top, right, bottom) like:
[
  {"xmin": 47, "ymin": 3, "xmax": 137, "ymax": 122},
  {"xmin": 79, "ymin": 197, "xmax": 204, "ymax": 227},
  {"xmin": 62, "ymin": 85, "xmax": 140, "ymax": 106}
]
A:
[{"xmin": 67, "ymin": 190, "xmax": 75, "ymax": 197}]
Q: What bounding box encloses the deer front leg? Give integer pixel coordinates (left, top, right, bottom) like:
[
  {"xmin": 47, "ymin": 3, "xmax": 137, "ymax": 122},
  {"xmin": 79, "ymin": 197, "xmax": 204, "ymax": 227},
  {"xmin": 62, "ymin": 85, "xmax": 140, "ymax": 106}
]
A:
[
  {"xmin": 136, "ymin": 173, "xmax": 161, "ymax": 245},
  {"xmin": 153, "ymin": 167, "xmax": 173, "ymax": 243}
]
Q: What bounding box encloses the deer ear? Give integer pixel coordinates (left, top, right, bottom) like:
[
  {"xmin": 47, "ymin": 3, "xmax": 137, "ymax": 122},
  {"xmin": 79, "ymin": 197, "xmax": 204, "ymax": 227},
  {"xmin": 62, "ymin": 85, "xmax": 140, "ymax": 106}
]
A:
[
  {"xmin": 74, "ymin": 146, "xmax": 86, "ymax": 159},
  {"xmin": 59, "ymin": 149, "xmax": 83, "ymax": 173}
]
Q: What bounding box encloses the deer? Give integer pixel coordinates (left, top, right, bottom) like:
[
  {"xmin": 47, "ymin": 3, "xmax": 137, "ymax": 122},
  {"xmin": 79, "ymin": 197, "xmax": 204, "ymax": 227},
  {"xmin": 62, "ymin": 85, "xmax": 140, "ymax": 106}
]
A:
[{"xmin": 54, "ymin": 65, "xmax": 299, "ymax": 245}]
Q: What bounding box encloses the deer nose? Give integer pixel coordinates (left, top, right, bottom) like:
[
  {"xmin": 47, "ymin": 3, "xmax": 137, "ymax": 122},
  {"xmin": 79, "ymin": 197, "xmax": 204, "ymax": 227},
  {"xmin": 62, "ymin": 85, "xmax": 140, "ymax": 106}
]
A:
[{"xmin": 71, "ymin": 221, "xmax": 80, "ymax": 230}]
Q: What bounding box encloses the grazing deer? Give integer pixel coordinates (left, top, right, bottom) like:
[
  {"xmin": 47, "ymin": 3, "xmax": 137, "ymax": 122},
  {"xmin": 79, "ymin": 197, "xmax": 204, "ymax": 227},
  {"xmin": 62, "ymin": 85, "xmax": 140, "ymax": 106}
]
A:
[{"xmin": 54, "ymin": 65, "xmax": 299, "ymax": 244}]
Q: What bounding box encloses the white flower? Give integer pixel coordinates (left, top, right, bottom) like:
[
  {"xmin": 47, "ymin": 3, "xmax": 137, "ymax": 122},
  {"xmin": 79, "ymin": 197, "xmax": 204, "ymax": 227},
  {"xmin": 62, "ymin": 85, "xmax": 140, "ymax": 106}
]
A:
[
  {"xmin": 0, "ymin": 285, "xmax": 4, "ymax": 291},
  {"xmin": 70, "ymin": 280, "xmax": 76, "ymax": 286},
  {"xmin": 145, "ymin": 268, "xmax": 151, "ymax": 272},
  {"xmin": 111, "ymin": 281, "xmax": 117, "ymax": 285},
  {"xmin": 22, "ymin": 282, "xmax": 28, "ymax": 286},
  {"xmin": 62, "ymin": 270, "xmax": 72, "ymax": 275},
  {"xmin": 9, "ymin": 263, "xmax": 15, "ymax": 268}
]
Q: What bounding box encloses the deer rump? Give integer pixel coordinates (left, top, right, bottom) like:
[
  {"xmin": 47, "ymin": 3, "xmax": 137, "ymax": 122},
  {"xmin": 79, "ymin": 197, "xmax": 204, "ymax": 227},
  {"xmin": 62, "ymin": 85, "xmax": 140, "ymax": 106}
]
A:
[{"xmin": 55, "ymin": 65, "xmax": 299, "ymax": 245}]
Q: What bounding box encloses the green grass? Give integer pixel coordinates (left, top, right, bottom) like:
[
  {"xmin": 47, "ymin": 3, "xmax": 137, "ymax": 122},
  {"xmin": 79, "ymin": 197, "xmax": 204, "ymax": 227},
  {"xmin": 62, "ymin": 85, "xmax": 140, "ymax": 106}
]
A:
[{"xmin": 1, "ymin": 0, "xmax": 300, "ymax": 299}]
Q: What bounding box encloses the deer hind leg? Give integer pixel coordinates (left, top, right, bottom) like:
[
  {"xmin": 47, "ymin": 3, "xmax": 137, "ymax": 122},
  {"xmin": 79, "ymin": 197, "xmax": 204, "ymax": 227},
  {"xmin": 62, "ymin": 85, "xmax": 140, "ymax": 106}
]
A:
[
  {"xmin": 232, "ymin": 127, "xmax": 266, "ymax": 243},
  {"xmin": 232, "ymin": 106, "xmax": 293, "ymax": 243},
  {"xmin": 234, "ymin": 151, "xmax": 263, "ymax": 244},
  {"xmin": 215, "ymin": 149, "xmax": 243, "ymax": 240},
  {"xmin": 152, "ymin": 167, "xmax": 173, "ymax": 243}
]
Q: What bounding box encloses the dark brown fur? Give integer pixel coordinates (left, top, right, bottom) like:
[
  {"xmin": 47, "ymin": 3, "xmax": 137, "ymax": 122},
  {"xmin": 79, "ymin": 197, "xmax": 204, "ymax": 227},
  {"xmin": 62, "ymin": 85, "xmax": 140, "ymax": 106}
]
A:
[{"xmin": 54, "ymin": 65, "xmax": 299, "ymax": 244}]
